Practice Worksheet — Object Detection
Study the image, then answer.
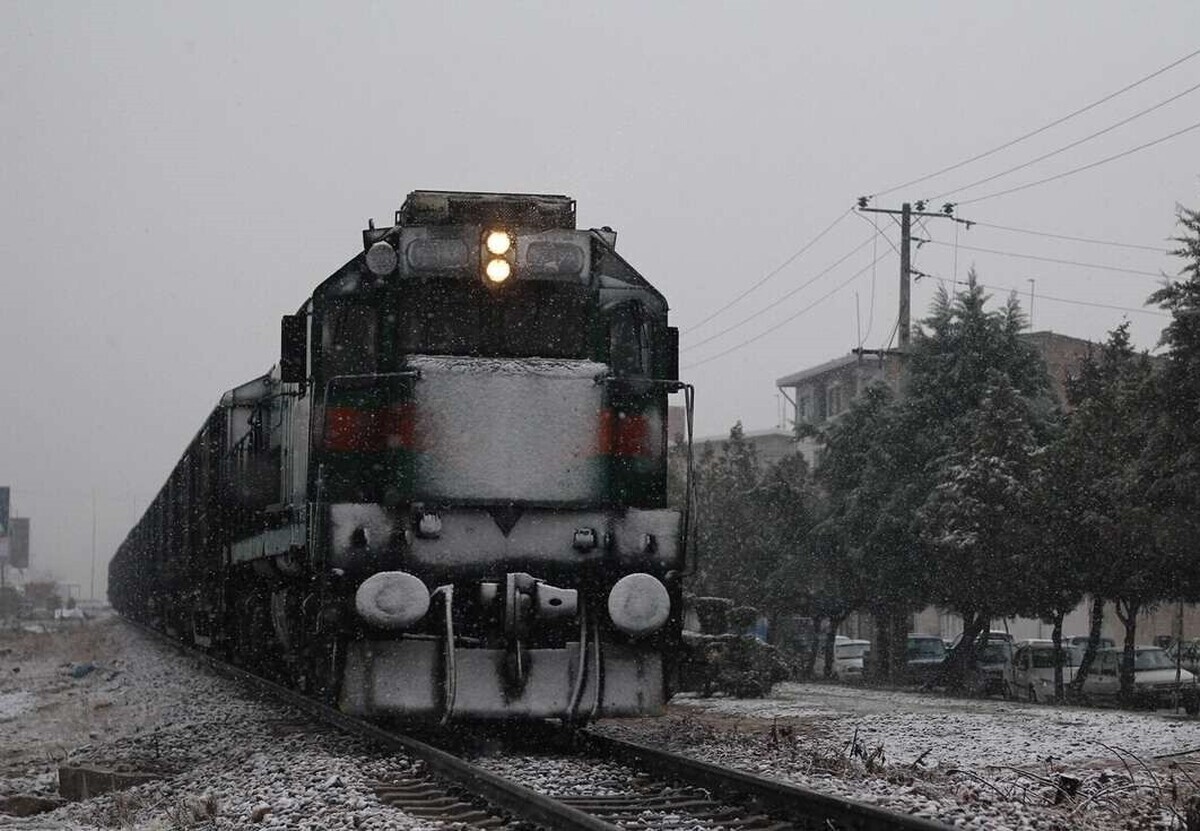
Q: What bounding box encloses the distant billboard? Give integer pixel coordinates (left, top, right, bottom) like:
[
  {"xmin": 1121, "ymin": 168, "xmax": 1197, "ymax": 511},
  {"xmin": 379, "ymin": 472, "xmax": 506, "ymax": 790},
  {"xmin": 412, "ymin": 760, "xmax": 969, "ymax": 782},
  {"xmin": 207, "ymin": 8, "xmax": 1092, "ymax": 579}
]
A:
[
  {"xmin": 0, "ymin": 486, "xmax": 8, "ymax": 536},
  {"xmin": 9, "ymin": 518, "xmax": 29, "ymax": 569}
]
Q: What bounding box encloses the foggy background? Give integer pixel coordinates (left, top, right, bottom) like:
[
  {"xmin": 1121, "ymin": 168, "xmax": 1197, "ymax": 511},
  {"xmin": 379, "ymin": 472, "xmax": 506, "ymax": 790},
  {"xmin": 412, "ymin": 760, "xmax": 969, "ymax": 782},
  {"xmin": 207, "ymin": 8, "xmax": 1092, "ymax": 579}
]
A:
[{"xmin": 1, "ymin": 2, "xmax": 1197, "ymax": 596}]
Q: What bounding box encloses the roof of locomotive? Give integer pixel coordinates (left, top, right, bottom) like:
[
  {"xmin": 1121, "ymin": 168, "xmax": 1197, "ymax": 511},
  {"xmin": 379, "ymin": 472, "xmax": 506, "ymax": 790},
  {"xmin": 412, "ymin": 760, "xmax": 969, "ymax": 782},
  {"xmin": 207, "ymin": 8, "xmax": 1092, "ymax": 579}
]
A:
[
  {"xmin": 398, "ymin": 190, "xmax": 575, "ymax": 230},
  {"xmin": 306, "ymin": 192, "xmax": 668, "ymax": 314}
]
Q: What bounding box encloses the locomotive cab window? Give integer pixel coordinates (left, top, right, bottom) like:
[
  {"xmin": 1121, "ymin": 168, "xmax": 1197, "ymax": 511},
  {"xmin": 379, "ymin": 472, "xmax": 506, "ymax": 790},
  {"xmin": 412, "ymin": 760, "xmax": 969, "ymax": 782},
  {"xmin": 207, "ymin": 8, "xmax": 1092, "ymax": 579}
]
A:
[
  {"xmin": 608, "ymin": 303, "xmax": 650, "ymax": 375},
  {"xmin": 321, "ymin": 303, "xmax": 378, "ymax": 378}
]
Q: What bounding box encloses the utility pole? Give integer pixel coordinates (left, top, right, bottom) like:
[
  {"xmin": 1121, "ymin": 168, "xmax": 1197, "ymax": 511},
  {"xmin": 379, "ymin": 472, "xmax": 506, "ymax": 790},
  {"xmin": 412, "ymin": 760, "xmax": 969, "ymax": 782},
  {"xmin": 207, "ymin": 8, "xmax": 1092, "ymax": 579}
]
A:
[
  {"xmin": 899, "ymin": 202, "xmax": 912, "ymax": 353},
  {"xmin": 90, "ymin": 490, "xmax": 96, "ymax": 601},
  {"xmin": 855, "ymin": 199, "xmax": 973, "ymax": 362},
  {"xmin": 1027, "ymin": 278, "xmax": 1036, "ymax": 328},
  {"xmin": 853, "ymin": 197, "xmax": 971, "ymax": 682}
]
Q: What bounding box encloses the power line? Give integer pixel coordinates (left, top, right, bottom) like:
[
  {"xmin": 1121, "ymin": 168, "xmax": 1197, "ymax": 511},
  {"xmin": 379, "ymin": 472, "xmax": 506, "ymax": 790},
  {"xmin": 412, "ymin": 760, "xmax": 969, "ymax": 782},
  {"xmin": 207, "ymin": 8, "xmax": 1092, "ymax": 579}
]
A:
[
  {"xmin": 970, "ymin": 221, "xmax": 1170, "ymax": 253},
  {"xmin": 955, "ymin": 119, "xmax": 1200, "ymax": 206},
  {"xmin": 854, "ymin": 210, "xmax": 901, "ymax": 256},
  {"xmin": 683, "ymin": 228, "xmax": 890, "ymax": 352},
  {"xmin": 683, "ymin": 249, "xmax": 894, "ymax": 369},
  {"xmin": 863, "ymin": 216, "xmax": 879, "ymax": 345},
  {"xmin": 928, "ymin": 79, "xmax": 1200, "ymax": 202},
  {"xmin": 681, "ymin": 209, "xmax": 851, "ymax": 334},
  {"xmin": 972, "ymin": 280, "xmax": 1169, "ymax": 318},
  {"xmin": 869, "ymin": 45, "xmax": 1200, "ymax": 199},
  {"xmin": 927, "ymin": 240, "xmax": 1165, "ymax": 279}
]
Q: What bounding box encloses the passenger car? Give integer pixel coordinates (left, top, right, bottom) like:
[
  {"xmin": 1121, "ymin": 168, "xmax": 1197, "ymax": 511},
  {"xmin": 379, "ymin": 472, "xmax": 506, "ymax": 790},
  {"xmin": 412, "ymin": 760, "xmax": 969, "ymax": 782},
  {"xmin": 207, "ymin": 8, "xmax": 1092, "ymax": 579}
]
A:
[
  {"xmin": 1006, "ymin": 639, "xmax": 1080, "ymax": 702},
  {"xmin": 1064, "ymin": 634, "xmax": 1116, "ymax": 651},
  {"xmin": 949, "ymin": 631, "xmax": 1014, "ymax": 697},
  {"xmin": 903, "ymin": 634, "xmax": 947, "ymax": 686},
  {"xmin": 1167, "ymin": 638, "xmax": 1200, "ymax": 676},
  {"xmin": 833, "ymin": 637, "xmax": 871, "ymax": 681},
  {"xmin": 1080, "ymin": 647, "xmax": 1200, "ymax": 713}
]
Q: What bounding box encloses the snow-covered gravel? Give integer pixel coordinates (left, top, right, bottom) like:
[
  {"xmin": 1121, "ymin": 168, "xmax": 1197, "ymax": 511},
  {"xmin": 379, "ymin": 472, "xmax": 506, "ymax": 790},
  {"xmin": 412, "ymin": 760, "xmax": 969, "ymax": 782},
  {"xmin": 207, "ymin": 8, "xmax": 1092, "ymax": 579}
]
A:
[
  {"xmin": 0, "ymin": 619, "xmax": 444, "ymax": 830},
  {"xmin": 7, "ymin": 621, "xmax": 1200, "ymax": 829},
  {"xmin": 596, "ymin": 682, "xmax": 1200, "ymax": 829}
]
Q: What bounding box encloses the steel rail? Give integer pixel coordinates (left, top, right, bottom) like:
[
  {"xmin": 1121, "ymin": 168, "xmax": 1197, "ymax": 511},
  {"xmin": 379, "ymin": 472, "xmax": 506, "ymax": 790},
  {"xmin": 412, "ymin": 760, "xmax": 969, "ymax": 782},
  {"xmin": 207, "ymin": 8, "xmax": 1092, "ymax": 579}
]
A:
[
  {"xmin": 578, "ymin": 730, "xmax": 953, "ymax": 831},
  {"xmin": 122, "ymin": 619, "xmax": 616, "ymax": 831},
  {"xmin": 126, "ymin": 618, "xmax": 951, "ymax": 830}
]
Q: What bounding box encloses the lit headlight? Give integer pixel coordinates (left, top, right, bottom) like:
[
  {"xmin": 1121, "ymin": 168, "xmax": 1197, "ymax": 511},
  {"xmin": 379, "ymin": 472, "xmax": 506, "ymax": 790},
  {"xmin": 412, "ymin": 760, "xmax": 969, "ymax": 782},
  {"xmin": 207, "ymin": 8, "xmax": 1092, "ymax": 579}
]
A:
[
  {"xmin": 485, "ymin": 258, "xmax": 512, "ymax": 283},
  {"xmin": 485, "ymin": 230, "xmax": 512, "ymax": 256},
  {"xmin": 608, "ymin": 573, "xmax": 670, "ymax": 637}
]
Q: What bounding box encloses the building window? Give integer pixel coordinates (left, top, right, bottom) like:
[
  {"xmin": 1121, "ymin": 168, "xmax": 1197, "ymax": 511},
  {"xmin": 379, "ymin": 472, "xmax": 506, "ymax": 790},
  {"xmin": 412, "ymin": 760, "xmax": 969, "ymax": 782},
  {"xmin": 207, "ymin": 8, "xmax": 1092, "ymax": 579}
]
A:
[{"xmin": 828, "ymin": 385, "xmax": 843, "ymax": 416}]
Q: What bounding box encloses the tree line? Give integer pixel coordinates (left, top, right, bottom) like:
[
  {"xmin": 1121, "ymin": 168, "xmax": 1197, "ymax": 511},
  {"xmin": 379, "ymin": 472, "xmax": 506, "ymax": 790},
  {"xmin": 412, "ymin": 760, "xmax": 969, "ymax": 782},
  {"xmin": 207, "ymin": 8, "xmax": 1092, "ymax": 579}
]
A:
[{"xmin": 678, "ymin": 204, "xmax": 1200, "ymax": 702}]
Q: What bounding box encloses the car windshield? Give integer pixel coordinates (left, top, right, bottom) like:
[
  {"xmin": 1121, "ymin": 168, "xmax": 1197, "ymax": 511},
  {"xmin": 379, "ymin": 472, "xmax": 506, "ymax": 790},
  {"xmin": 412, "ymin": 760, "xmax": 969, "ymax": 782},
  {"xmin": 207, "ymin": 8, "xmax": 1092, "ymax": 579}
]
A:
[
  {"xmin": 1134, "ymin": 649, "xmax": 1175, "ymax": 670},
  {"xmin": 908, "ymin": 638, "xmax": 945, "ymax": 659},
  {"xmin": 836, "ymin": 643, "xmax": 868, "ymax": 659},
  {"xmin": 1030, "ymin": 647, "xmax": 1080, "ymax": 668},
  {"xmin": 978, "ymin": 642, "xmax": 1013, "ymax": 663}
]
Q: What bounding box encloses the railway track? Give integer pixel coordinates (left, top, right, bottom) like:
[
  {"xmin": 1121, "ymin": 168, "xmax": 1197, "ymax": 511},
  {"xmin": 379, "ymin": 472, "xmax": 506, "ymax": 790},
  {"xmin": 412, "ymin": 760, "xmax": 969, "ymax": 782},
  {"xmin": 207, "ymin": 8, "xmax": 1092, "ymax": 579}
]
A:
[{"xmin": 125, "ymin": 619, "xmax": 951, "ymax": 830}]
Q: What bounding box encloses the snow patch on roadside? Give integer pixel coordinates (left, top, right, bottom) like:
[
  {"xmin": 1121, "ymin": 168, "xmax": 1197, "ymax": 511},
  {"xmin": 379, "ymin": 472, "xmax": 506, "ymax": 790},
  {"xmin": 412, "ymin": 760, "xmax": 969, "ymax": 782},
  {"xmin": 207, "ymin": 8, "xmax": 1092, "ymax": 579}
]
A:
[
  {"xmin": 0, "ymin": 690, "xmax": 34, "ymax": 722},
  {"xmin": 653, "ymin": 682, "xmax": 1200, "ymax": 828},
  {"xmin": 675, "ymin": 682, "xmax": 1200, "ymax": 768}
]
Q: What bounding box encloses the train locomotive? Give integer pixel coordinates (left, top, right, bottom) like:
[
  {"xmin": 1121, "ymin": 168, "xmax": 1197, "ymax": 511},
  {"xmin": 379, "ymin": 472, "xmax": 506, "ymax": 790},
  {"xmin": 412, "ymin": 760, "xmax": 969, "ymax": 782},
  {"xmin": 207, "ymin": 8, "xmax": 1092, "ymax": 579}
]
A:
[{"xmin": 109, "ymin": 191, "xmax": 690, "ymax": 722}]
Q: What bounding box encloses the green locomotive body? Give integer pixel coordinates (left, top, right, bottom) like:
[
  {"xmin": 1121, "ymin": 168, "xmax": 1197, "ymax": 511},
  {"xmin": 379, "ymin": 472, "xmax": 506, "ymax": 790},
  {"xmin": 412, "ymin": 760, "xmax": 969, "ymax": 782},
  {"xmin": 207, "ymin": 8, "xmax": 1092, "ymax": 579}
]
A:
[{"xmin": 109, "ymin": 191, "xmax": 686, "ymax": 721}]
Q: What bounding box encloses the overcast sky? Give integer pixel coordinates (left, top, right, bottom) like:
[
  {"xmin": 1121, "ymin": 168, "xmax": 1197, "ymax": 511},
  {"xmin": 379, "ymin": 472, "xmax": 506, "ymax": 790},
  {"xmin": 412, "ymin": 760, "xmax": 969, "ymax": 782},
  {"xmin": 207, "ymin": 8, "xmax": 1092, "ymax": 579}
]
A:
[{"xmin": 2, "ymin": 2, "xmax": 1197, "ymax": 593}]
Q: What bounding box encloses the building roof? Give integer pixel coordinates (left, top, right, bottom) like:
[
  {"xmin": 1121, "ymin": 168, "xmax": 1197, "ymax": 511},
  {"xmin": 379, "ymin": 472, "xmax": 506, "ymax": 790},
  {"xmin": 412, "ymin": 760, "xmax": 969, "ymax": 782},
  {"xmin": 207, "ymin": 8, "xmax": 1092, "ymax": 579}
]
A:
[
  {"xmin": 774, "ymin": 331, "xmax": 1096, "ymax": 389},
  {"xmin": 775, "ymin": 353, "xmax": 862, "ymax": 387},
  {"xmin": 693, "ymin": 427, "xmax": 795, "ymax": 444}
]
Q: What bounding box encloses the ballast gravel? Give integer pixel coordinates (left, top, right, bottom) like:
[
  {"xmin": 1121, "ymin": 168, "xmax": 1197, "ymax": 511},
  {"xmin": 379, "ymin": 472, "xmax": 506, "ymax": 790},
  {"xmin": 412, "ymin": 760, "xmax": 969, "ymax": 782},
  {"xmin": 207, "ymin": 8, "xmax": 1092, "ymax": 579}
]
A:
[
  {"xmin": 5, "ymin": 619, "xmax": 1200, "ymax": 829},
  {"xmin": 0, "ymin": 619, "xmax": 443, "ymax": 830}
]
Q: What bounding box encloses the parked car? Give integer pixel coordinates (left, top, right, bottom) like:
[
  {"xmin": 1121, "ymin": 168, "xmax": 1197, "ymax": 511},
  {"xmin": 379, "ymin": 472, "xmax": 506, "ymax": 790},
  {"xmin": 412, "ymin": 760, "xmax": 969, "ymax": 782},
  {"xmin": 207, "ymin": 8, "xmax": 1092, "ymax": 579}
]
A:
[
  {"xmin": 832, "ymin": 637, "xmax": 871, "ymax": 681},
  {"xmin": 903, "ymin": 634, "xmax": 948, "ymax": 686},
  {"xmin": 1167, "ymin": 638, "xmax": 1200, "ymax": 676},
  {"xmin": 948, "ymin": 631, "xmax": 1014, "ymax": 697},
  {"xmin": 1007, "ymin": 639, "xmax": 1081, "ymax": 702},
  {"xmin": 1080, "ymin": 647, "xmax": 1200, "ymax": 714}
]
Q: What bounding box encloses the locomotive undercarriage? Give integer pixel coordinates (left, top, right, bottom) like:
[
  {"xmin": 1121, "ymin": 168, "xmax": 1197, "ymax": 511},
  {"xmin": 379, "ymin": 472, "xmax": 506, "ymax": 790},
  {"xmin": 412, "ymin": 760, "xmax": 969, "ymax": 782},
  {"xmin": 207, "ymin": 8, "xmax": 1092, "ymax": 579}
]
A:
[
  {"xmin": 218, "ymin": 500, "xmax": 681, "ymax": 723},
  {"xmin": 337, "ymin": 502, "xmax": 678, "ymax": 721}
]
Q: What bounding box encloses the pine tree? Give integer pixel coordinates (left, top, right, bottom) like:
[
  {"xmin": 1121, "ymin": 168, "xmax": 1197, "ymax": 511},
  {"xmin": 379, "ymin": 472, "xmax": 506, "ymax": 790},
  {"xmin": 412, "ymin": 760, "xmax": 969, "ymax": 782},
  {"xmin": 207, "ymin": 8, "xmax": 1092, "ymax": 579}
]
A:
[
  {"xmin": 1061, "ymin": 324, "xmax": 1167, "ymax": 702},
  {"xmin": 691, "ymin": 423, "xmax": 780, "ymax": 607},
  {"xmin": 904, "ymin": 272, "xmax": 1057, "ymax": 687},
  {"xmin": 811, "ymin": 383, "xmax": 930, "ymax": 680},
  {"xmin": 1146, "ymin": 204, "xmax": 1200, "ymax": 603},
  {"xmin": 919, "ymin": 375, "xmax": 1049, "ymax": 685}
]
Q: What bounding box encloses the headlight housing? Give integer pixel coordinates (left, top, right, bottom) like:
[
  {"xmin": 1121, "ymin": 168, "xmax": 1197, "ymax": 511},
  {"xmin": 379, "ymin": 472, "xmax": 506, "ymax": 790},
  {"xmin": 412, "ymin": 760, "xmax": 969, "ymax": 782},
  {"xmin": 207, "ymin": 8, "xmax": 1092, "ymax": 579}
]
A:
[{"xmin": 607, "ymin": 573, "xmax": 670, "ymax": 637}]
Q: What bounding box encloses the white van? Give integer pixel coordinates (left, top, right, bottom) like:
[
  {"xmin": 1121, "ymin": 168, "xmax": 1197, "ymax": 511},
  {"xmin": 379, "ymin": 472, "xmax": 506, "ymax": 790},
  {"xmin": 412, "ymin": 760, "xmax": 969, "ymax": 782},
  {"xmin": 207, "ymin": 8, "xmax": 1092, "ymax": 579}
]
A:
[
  {"xmin": 1007, "ymin": 640, "xmax": 1080, "ymax": 702},
  {"xmin": 833, "ymin": 637, "xmax": 871, "ymax": 681}
]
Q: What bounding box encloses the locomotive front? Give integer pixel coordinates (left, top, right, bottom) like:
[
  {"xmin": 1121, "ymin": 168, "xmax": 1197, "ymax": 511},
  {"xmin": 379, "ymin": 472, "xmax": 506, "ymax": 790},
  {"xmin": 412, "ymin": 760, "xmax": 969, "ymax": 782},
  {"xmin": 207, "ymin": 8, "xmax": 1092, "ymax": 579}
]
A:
[{"xmin": 295, "ymin": 191, "xmax": 686, "ymax": 721}]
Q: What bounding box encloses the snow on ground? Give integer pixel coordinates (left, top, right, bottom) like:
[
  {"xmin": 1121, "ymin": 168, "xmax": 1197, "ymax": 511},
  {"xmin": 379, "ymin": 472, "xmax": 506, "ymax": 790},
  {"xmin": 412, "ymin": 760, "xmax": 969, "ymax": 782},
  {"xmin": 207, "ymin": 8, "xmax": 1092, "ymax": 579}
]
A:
[
  {"xmin": 0, "ymin": 619, "xmax": 442, "ymax": 830},
  {"xmin": 597, "ymin": 681, "xmax": 1200, "ymax": 829},
  {"xmin": 0, "ymin": 691, "xmax": 34, "ymax": 722},
  {"xmin": 6, "ymin": 621, "xmax": 1200, "ymax": 829},
  {"xmin": 675, "ymin": 682, "xmax": 1200, "ymax": 768}
]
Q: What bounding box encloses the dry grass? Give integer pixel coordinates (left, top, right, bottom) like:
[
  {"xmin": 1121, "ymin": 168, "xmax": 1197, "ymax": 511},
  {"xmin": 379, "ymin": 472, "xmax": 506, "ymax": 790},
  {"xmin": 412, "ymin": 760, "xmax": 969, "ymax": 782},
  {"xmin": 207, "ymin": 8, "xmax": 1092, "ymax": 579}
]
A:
[
  {"xmin": 163, "ymin": 792, "xmax": 219, "ymax": 827},
  {"xmin": 0, "ymin": 617, "xmax": 124, "ymax": 665}
]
